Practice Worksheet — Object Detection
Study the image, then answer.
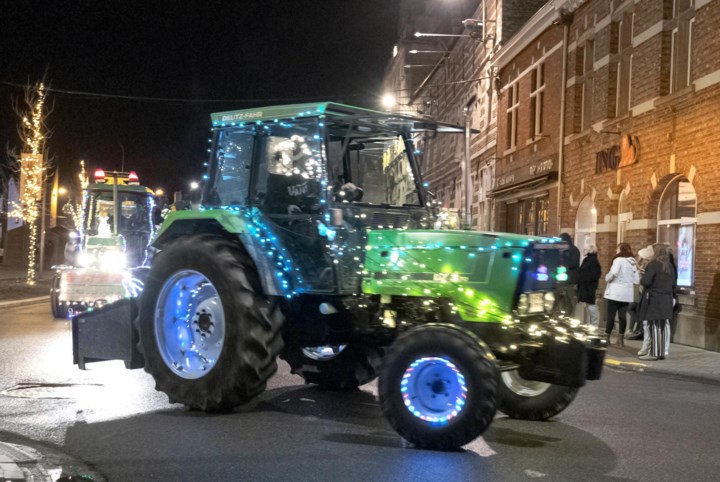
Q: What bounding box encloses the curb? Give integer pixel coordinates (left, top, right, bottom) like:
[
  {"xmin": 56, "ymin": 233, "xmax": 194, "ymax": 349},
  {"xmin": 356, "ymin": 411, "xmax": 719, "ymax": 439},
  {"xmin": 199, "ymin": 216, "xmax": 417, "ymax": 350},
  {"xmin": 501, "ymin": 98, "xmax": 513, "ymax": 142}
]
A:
[
  {"xmin": 604, "ymin": 357, "xmax": 648, "ymax": 373},
  {"xmin": 0, "ymin": 441, "xmax": 103, "ymax": 481},
  {"xmin": 604, "ymin": 356, "xmax": 720, "ymax": 384},
  {"xmin": 0, "ymin": 296, "xmax": 49, "ymax": 309}
]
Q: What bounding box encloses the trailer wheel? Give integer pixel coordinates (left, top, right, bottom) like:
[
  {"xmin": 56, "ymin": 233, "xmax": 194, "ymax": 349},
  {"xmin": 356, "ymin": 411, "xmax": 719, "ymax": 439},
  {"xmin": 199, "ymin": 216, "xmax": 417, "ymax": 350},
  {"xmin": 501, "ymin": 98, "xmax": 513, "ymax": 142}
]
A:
[
  {"xmin": 281, "ymin": 343, "xmax": 380, "ymax": 390},
  {"xmin": 378, "ymin": 325, "xmax": 497, "ymax": 450},
  {"xmin": 496, "ymin": 370, "xmax": 579, "ymax": 420},
  {"xmin": 137, "ymin": 235, "xmax": 284, "ymax": 411},
  {"xmin": 50, "ymin": 272, "xmax": 66, "ymax": 319}
]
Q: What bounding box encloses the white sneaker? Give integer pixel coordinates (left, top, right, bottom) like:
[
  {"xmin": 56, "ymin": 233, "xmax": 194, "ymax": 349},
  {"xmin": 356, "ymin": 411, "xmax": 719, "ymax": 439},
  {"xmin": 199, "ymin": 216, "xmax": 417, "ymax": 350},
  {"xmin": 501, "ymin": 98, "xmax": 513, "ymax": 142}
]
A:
[{"xmin": 638, "ymin": 349, "xmax": 648, "ymax": 356}]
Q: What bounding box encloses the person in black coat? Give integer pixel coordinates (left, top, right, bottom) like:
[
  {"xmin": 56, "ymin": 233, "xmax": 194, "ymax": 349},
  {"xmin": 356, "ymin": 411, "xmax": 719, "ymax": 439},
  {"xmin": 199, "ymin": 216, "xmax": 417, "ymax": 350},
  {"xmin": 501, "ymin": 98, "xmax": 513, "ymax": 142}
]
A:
[
  {"xmin": 559, "ymin": 232, "xmax": 581, "ymax": 315},
  {"xmin": 638, "ymin": 243, "xmax": 677, "ymax": 360},
  {"xmin": 578, "ymin": 244, "xmax": 602, "ymax": 327}
]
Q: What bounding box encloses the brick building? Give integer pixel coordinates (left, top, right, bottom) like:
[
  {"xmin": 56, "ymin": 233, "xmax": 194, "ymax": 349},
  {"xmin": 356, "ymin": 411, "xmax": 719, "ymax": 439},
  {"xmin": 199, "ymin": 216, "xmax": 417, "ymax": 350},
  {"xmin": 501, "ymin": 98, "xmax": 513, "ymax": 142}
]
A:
[
  {"xmin": 491, "ymin": 3, "xmax": 569, "ymax": 237},
  {"xmin": 558, "ymin": 0, "xmax": 720, "ymax": 351},
  {"xmin": 382, "ymin": 0, "xmax": 547, "ymax": 230}
]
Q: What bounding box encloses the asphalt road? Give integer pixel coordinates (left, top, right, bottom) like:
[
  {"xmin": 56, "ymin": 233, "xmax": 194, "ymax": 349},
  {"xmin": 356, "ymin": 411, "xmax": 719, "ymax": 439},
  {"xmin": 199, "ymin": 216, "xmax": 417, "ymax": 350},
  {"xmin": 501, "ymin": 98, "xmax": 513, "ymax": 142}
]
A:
[{"xmin": 1, "ymin": 301, "xmax": 719, "ymax": 481}]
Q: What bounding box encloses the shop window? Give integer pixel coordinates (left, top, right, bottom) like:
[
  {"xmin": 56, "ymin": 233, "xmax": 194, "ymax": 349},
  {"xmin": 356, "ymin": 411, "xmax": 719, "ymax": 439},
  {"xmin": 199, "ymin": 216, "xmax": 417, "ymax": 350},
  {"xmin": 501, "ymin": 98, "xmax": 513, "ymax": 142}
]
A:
[
  {"xmin": 506, "ymin": 196, "xmax": 550, "ymax": 236},
  {"xmin": 657, "ymin": 177, "xmax": 696, "ymax": 288},
  {"xmin": 575, "ymin": 196, "xmax": 597, "ymax": 248}
]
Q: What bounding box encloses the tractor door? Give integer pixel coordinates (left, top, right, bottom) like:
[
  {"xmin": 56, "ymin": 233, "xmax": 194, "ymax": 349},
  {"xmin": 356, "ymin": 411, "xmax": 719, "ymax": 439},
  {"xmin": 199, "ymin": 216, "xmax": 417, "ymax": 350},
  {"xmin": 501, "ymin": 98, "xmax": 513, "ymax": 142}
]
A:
[
  {"xmin": 325, "ymin": 131, "xmax": 431, "ymax": 294},
  {"xmin": 250, "ymin": 117, "xmax": 335, "ymax": 293}
]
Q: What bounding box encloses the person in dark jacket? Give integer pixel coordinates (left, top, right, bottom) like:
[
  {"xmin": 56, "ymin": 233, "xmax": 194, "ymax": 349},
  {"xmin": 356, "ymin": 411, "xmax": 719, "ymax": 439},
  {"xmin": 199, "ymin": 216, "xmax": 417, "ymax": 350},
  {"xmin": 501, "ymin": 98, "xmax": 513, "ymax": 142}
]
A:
[
  {"xmin": 559, "ymin": 232, "xmax": 581, "ymax": 315},
  {"xmin": 578, "ymin": 244, "xmax": 602, "ymax": 328},
  {"xmin": 578, "ymin": 244, "xmax": 602, "ymax": 327},
  {"xmin": 638, "ymin": 243, "xmax": 677, "ymax": 360}
]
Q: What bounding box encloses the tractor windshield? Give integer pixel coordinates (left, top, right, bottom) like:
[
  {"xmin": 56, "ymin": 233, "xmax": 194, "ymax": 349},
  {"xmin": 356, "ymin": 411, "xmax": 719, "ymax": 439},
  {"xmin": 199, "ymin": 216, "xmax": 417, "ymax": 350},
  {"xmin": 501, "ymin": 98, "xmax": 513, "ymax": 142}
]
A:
[
  {"xmin": 84, "ymin": 190, "xmax": 153, "ymax": 236},
  {"xmin": 326, "ymin": 122, "xmax": 421, "ymax": 207}
]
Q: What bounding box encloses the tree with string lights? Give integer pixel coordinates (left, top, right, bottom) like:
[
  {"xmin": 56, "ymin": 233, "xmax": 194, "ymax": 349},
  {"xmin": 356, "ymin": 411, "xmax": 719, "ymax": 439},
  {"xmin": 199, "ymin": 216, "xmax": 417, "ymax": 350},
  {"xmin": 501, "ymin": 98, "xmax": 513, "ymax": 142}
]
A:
[{"xmin": 8, "ymin": 81, "xmax": 53, "ymax": 284}]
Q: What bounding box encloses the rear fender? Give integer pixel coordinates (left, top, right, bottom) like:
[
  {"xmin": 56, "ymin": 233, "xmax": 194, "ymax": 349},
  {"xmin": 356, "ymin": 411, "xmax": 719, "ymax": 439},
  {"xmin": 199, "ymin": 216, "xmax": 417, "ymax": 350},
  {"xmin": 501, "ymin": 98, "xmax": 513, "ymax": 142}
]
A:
[{"xmin": 151, "ymin": 210, "xmax": 287, "ymax": 296}]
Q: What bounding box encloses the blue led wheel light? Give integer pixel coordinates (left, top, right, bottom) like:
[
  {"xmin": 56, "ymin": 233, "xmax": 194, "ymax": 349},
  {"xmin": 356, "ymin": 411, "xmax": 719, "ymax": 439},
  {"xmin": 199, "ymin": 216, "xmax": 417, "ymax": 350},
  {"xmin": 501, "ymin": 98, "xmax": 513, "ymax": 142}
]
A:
[{"xmin": 401, "ymin": 357, "xmax": 468, "ymax": 425}]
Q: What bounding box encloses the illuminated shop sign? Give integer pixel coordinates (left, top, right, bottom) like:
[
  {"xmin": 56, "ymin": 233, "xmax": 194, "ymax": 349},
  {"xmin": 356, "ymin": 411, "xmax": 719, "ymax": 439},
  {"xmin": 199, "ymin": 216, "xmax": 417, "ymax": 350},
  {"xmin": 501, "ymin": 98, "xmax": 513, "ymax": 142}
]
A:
[{"xmin": 595, "ymin": 134, "xmax": 639, "ymax": 174}]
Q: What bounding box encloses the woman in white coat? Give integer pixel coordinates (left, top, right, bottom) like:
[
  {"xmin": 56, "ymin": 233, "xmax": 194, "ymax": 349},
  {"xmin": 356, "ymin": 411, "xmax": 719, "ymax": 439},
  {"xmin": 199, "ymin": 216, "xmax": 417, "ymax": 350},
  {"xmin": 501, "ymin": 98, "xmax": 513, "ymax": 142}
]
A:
[{"xmin": 603, "ymin": 243, "xmax": 640, "ymax": 346}]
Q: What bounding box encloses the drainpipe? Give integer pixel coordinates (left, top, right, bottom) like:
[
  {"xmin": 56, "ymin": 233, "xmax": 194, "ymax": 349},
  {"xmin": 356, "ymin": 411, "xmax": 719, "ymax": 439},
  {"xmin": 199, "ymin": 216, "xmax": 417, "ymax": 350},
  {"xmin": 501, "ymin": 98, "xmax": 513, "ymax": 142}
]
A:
[
  {"xmin": 463, "ymin": 104, "xmax": 474, "ymax": 230},
  {"xmin": 556, "ymin": 14, "xmax": 570, "ymax": 234}
]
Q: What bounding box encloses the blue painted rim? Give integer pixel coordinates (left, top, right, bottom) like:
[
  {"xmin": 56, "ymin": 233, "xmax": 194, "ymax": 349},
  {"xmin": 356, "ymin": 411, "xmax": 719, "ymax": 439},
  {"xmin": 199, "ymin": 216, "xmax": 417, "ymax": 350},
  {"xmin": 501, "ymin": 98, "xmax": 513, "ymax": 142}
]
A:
[
  {"xmin": 154, "ymin": 270, "xmax": 226, "ymax": 380},
  {"xmin": 401, "ymin": 356, "xmax": 468, "ymax": 425}
]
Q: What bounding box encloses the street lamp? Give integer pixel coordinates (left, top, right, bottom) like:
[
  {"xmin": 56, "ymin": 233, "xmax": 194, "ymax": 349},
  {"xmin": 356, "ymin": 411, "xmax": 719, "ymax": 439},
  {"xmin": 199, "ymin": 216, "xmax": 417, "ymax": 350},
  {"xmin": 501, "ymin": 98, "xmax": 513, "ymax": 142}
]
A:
[
  {"xmin": 189, "ymin": 181, "xmax": 199, "ymax": 190},
  {"xmin": 408, "ymin": 50, "xmax": 451, "ymax": 54},
  {"xmin": 381, "ymin": 94, "xmax": 397, "ymax": 109}
]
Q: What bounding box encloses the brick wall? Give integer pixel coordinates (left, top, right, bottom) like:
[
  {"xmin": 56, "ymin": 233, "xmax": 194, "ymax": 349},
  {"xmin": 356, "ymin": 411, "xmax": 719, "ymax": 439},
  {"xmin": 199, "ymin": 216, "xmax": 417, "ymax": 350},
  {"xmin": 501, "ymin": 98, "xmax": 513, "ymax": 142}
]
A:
[{"xmin": 561, "ymin": 0, "xmax": 720, "ymax": 351}]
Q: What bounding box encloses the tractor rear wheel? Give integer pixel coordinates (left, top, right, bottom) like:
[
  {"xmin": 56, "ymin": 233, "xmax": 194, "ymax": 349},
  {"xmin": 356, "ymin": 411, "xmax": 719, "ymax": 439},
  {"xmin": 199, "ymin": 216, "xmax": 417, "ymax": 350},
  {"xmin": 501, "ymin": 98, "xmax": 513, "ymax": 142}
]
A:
[
  {"xmin": 137, "ymin": 235, "xmax": 284, "ymax": 411},
  {"xmin": 50, "ymin": 272, "xmax": 66, "ymax": 319}
]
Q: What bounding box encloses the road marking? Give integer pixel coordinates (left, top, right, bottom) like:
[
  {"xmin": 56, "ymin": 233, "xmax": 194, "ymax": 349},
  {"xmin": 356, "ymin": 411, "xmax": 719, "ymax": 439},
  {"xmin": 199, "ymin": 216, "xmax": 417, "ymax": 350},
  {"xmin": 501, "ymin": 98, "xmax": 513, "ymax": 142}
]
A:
[{"xmin": 0, "ymin": 296, "xmax": 49, "ymax": 308}]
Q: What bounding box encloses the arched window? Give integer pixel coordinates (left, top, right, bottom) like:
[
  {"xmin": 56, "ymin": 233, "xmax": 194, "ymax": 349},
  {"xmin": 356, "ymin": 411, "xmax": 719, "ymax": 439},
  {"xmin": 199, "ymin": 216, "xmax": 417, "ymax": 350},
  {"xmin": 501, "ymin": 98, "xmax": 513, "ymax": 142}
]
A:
[
  {"xmin": 617, "ymin": 190, "xmax": 631, "ymax": 244},
  {"xmin": 575, "ymin": 196, "xmax": 597, "ymax": 249},
  {"xmin": 657, "ymin": 176, "xmax": 697, "ymax": 288}
]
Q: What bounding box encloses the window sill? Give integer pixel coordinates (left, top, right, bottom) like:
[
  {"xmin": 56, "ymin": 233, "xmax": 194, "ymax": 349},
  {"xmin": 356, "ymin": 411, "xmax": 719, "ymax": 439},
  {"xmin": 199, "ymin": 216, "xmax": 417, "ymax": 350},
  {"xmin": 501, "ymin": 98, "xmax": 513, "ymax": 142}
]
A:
[{"xmin": 653, "ymin": 85, "xmax": 695, "ymax": 109}]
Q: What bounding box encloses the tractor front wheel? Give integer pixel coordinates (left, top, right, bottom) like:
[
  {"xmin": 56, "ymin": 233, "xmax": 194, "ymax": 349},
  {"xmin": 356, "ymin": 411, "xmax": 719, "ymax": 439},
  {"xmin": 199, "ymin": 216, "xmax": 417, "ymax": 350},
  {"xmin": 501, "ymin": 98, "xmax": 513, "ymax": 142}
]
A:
[
  {"xmin": 378, "ymin": 325, "xmax": 497, "ymax": 450},
  {"xmin": 496, "ymin": 370, "xmax": 579, "ymax": 420}
]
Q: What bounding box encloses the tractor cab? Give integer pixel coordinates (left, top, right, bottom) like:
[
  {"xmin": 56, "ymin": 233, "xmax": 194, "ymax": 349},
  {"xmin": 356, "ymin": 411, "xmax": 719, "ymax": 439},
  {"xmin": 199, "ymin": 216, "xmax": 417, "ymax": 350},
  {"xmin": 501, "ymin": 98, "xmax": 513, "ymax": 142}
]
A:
[{"xmin": 198, "ymin": 103, "xmax": 467, "ymax": 295}]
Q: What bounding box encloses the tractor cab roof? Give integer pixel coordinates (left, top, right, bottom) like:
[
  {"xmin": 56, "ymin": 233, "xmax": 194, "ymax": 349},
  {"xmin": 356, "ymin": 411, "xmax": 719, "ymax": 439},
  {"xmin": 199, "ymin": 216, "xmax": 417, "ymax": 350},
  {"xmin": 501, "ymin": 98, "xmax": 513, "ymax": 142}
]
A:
[{"xmin": 211, "ymin": 102, "xmax": 477, "ymax": 134}]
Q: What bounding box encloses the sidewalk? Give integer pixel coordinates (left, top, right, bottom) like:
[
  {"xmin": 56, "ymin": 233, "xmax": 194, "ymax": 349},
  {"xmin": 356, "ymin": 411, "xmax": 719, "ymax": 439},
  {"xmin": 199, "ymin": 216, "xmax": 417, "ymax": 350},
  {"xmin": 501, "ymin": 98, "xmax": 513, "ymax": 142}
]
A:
[
  {"xmin": 604, "ymin": 336, "xmax": 720, "ymax": 383},
  {"xmin": 0, "ymin": 265, "xmax": 51, "ymax": 304}
]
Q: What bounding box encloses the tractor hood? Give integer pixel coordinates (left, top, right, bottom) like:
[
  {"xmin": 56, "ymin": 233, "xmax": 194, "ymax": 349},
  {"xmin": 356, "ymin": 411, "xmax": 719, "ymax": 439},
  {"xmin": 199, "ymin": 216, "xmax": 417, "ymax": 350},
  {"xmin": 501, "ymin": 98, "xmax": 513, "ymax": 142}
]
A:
[{"xmin": 362, "ymin": 229, "xmax": 567, "ymax": 322}]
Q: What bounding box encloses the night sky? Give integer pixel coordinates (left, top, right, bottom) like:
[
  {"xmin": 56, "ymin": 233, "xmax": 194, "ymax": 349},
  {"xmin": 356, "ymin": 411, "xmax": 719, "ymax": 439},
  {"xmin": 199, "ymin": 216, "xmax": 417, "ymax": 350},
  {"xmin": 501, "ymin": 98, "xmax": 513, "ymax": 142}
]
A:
[{"xmin": 0, "ymin": 1, "xmax": 400, "ymax": 196}]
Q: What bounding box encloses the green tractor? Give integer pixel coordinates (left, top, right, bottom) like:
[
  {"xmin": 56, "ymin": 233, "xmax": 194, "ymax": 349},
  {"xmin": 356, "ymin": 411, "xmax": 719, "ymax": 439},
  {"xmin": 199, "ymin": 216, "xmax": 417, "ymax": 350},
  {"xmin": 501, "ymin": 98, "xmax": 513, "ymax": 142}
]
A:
[
  {"xmin": 51, "ymin": 170, "xmax": 154, "ymax": 318},
  {"xmin": 75, "ymin": 103, "xmax": 605, "ymax": 450}
]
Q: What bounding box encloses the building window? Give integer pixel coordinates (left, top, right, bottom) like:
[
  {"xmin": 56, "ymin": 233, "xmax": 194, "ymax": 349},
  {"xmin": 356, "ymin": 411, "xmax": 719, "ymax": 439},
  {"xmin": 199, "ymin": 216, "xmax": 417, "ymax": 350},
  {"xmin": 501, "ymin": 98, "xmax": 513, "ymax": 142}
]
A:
[
  {"xmin": 575, "ymin": 196, "xmax": 597, "ymax": 249},
  {"xmin": 657, "ymin": 177, "xmax": 697, "ymax": 288},
  {"xmin": 581, "ymin": 40, "xmax": 595, "ymax": 131},
  {"xmin": 615, "ymin": 13, "xmax": 633, "ymax": 117},
  {"xmin": 506, "ymin": 83, "xmax": 519, "ymax": 150},
  {"xmin": 506, "ymin": 196, "xmax": 550, "ymax": 236},
  {"xmin": 669, "ymin": 0, "xmax": 694, "ymax": 93},
  {"xmin": 530, "ymin": 63, "xmax": 545, "ymax": 139}
]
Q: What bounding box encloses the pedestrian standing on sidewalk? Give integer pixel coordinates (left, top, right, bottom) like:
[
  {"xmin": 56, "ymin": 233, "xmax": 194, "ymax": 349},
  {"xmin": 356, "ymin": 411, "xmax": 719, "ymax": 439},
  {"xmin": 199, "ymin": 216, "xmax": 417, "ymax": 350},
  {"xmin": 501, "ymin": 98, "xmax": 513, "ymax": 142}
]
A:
[
  {"xmin": 638, "ymin": 243, "xmax": 677, "ymax": 361},
  {"xmin": 603, "ymin": 243, "xmax": 640, "ymax": 346},
  {"xmin": 559, "ymin": 233, "xmax": 581, "ymax": 315},
  {"xmin": 628, "ymin": 245, "xmax": 654, "ymax": 339},
  {"xmin": 578, "ymin": 244, "xmax": 601, "ymax": 327}
]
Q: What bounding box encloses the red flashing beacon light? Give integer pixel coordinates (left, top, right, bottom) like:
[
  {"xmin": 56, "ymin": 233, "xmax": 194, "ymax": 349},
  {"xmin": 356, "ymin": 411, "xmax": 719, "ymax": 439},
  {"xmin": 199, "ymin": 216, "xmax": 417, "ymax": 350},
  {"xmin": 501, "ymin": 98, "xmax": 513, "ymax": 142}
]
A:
[
  {"xmin": 94, "ymin": 168, "xmax": 106, "ymax": 183},
  {"xmin": 128, "ymin": 171, "xmax": 140, "ymax": 184}
]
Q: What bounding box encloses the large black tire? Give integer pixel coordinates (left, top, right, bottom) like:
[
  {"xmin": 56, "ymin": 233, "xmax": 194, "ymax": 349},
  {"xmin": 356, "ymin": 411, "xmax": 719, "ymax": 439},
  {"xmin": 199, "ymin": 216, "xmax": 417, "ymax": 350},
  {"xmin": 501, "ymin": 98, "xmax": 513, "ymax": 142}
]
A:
[
  {"xmin": 281, "ymin": 343, "xmax": 381, "ymax": 390},
  {"xmin": 496, "ymin": 370, "xmax": 579, "ymax": 420},
  {"xmin": 379, "ymin": 325, "xmax": 498, "ymax": 450},
  {"xmin": 50, "ymin": 272, "xmax": 66, "ymax": 319},
  {"xmin": 137, "ymin": 235, "xmax": 284, "ymax": 411}
]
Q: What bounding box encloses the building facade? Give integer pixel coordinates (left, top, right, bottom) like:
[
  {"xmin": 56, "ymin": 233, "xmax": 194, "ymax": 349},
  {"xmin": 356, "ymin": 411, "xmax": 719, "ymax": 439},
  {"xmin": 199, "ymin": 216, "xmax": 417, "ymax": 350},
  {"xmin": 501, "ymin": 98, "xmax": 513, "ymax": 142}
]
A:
[
  {"xmin": 491, "ymin": 3, "xmax": 568, "ymax": 237},
  {"xmin": 559, "ymin": 0, "xmax": 720, "ymax": 351},
  {"xmin": 383, "ymin": 0, "xmax": 547, "ymax": 230}
]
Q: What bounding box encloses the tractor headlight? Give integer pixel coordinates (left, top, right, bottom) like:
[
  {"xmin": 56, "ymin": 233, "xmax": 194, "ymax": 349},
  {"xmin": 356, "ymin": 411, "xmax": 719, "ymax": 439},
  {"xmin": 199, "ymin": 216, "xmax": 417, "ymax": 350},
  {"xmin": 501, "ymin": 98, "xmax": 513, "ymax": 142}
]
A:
[
  {"xmin": 518, "ymin": 293, "xmax": 529, "ymax": 314},
  {"xmin": 100, "ymin": 250, "xmax": 126, "ymax": 271},
  {"xmin": 544, "ymin": 291, "xmax": 556, "ymax": 311}
]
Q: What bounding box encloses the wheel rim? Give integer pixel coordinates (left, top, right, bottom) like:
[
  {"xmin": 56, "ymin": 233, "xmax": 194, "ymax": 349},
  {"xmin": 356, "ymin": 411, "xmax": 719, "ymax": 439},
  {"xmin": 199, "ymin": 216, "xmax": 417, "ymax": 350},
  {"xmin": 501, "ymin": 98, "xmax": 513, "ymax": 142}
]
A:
[
  {"xmin": 302, "ymin": 344, "xmax": 347, "ymax": 361},
  {"xmin": 154, "ymin": 270, "xmax": 225, "ymax": 380},
  {"xmin": 401, "ymin": 357, "xmax": 467, "ymax": 425},
  {"xmin": 501, "ymin": 370, "xmax": 551, "ymax": 397}
]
